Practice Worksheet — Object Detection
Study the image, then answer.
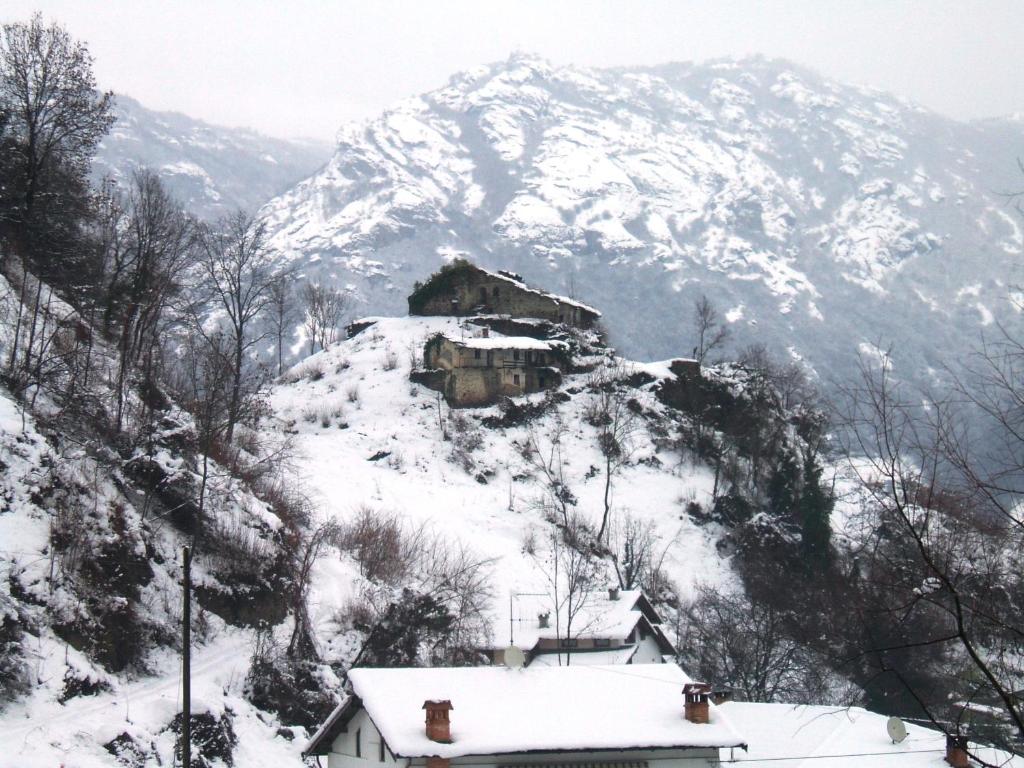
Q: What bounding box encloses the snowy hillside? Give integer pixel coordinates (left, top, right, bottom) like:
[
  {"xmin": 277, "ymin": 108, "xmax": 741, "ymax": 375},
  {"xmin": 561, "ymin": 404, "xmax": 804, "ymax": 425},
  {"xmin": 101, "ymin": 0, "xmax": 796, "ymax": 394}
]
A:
[
  {"xmin": 260, "ymin": 54, "xmax": 1023, "ymax": 387},
  {"xmin": 269, "ymin": 315, "xmax": 733, "ymax": 632},
  {"xmin": 94, "ymin": 95, "xmax": 332, "ymax": 220}
]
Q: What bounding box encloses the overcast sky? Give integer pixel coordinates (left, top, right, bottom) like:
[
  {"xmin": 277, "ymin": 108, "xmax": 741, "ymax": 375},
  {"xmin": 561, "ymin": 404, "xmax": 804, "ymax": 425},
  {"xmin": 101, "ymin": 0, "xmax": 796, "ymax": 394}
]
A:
[{"xmin": 12, "ymin": 0, "xmax": 1024, "ymax": 141}]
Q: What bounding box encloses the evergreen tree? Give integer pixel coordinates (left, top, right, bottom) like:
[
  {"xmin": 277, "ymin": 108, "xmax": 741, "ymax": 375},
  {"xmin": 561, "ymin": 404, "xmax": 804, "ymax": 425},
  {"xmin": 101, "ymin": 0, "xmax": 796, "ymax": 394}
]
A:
[{"xmin": 798, "ymin": 455, "xmax": 833, "ymax": 571}]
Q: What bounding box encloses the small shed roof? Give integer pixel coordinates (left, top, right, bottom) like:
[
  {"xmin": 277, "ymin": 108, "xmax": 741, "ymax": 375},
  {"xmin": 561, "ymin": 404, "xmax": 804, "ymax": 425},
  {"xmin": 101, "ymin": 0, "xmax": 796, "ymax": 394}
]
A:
[
  {"xmin": 492, "ymin": 590, "xmax": 663, "ymax": 650},
  {"xmin": 445, "ymin": 333, "xmax": 554, "ymax": 351},
  {"xmin": 308, "ymin": 664, "xmax": 744, "ymax": 758}
]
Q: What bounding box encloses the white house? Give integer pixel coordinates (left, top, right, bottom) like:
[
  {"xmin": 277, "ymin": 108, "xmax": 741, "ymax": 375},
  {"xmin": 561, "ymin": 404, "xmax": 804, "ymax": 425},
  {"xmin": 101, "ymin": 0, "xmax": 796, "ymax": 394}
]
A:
[
  {"xmin": 304, "ymin": 664, "xmax": 745, "ymax": 768},
  {"xmin": 720, "ymin": 701, "xmax": 1024, "ymax": 768},
  {"xmin": 487, "ymin": 588, "xmax": 677, "ymax": 667}
]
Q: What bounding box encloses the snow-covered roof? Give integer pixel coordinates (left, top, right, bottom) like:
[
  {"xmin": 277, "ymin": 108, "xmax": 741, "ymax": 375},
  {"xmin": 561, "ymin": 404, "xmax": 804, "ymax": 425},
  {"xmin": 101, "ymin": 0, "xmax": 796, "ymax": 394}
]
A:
[
  {"xmin": 475, "ymin": 265, "xmax": 601, "ymax": 317},
  {"xmin": 527, "ymin": 645, "xmax": 639, "ymax": 667},
  {"xmin": 332, "ymin": 664, "xmax": 744, "ymax": 758},
  {"xmin": 492, "ymin": 589, "xmax": 658, "ymax": 649},
  {"xmin": 722, "ymin": 702, "xmax": 1024, "ymax": 767},
  {"xmin": 444, "ymin": 333, "xmax": 554, "ymax": 351}
]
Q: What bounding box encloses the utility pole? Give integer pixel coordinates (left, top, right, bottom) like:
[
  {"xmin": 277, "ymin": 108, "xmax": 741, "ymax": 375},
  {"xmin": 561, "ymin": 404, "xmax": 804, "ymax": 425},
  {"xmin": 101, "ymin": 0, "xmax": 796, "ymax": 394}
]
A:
[{"xmin": 182, "ymin": 546, "xmax": 191, "ymax": 768}]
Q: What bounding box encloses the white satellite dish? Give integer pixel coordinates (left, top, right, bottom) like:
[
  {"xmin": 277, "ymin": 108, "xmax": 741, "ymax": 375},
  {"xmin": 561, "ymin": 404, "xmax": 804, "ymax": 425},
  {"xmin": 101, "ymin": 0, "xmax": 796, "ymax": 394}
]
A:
[
  {"xmin": 886, "ymin": 716, "xmax": 908, "ymax": 744},
  {"xmin": 503, "ymin": 646, "xmax": 526, "ymax": 669}
]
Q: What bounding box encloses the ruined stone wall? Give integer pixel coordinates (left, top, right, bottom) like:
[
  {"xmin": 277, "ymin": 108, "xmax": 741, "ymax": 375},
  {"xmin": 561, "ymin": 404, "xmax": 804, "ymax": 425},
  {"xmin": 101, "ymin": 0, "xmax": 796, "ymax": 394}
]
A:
[
  {"xmin": 413, "ymin": 269, "xmax": 597, "ymax": 328},
  {"xmin": 420, "ymin": 335, "xmax": 561, "ymax": 406}
]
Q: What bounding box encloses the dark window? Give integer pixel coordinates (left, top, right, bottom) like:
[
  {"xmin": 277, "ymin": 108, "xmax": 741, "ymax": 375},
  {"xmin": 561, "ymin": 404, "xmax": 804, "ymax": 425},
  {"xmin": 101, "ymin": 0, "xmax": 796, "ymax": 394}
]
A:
[
  {"xmin": 474, "ymin": 349, "xmax": 481, "ymax": 359},
  {"xmin": 537, "ymin": 352, "xmax": 544, "ymax": 364},
  {"xmin": 356, "ymin": 729, "xmax": 361, "ymax": 757},
  {"xmin": 513, "ymin": 374, "xmax": 520, "ymax": 385},
  {"xmin": 595, "ymin": 638, "xmax": 611, "ymax": 647},
  {"xmin": 560, "ymin": 638, "xmax": 579, "ymax": 648},
  {"xmin": 493, "ymin": 286, "xmax": 500, "ymax": 298},
  {"xmin": 479, "ymin": 287, "xmax": 487, "ymax": 302},
  {"xmin": 513, "ymin": 349, "xmax": 521, "ymax": 361},
  {"xmin": 379, "ymin": 739, "xmax": 386, "ymax": 762},
  {"xmin": 526, "ymin": 351, "xmax": 533, "ymax": 364}
]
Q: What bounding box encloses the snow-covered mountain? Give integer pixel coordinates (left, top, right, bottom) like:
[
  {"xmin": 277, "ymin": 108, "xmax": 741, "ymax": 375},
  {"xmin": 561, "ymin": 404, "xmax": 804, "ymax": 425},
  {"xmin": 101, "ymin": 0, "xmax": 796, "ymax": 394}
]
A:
[
  {"xmin": 94, "ymin": 95, "xmax": 332, "ymax": 220},
  {"xmin": 260, "ymin": 54, "xmax": 1024, "ymax": 387}
]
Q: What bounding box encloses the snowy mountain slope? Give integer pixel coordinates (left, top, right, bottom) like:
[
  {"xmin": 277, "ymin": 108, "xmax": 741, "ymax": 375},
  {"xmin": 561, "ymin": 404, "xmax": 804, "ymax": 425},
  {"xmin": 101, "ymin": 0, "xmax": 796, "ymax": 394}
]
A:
[
  {"xmin": 260, "ymin": 54, "xmax": 1023, "ymax": 388},
  {"xmin": 268, "ymin": 315, "xmax": 734, "ymax": 644},
  {"xmin": 0, "ymin": 269, "xmax": 313, "ymax": 767},
  {"xmin": 93, "ymin": 95, "xmax": 332, "ymax": 220}
]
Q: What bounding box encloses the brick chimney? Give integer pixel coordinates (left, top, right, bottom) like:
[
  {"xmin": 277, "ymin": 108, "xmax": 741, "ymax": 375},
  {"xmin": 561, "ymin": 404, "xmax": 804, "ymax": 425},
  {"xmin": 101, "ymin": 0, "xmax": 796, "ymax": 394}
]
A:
[
  {"xmin": 946, "ymin": 735, "xmax": 969, "ymax": 768},
  {"xmin": 608, "ymin": 587, "xmax": 620, "ymax": 601},
  {"xmin": 423, "ymin": 700, "xmax": 453, "ymax": 743},
  {"xmin": 683, "ymin": 682, "xmax": 712, "ymax": 724},
  {"xmin": 538, "ymin": 612, "xmax": 550, "ymax": 628}
]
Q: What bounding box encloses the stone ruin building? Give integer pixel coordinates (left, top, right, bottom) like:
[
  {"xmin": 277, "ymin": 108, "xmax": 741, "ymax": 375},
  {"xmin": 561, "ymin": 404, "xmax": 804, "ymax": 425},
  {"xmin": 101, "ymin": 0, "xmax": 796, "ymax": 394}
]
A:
[
  {"xmin": 408, "ymin": 260, "xmax": 599, "ymax": 406},
  {"xmin": 407, "ymin": 259, "xmax": 601, "ymax": 329}
]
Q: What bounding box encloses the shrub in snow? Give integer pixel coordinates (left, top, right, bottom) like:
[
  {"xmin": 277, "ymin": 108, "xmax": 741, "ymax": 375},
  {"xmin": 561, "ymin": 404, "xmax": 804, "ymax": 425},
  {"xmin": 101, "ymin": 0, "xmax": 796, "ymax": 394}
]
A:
[
  {"xmin": 104, "ymin": 732, "xmax": 151, "ymax": 768},
  {"xmin": 0, "ymin": 598, "xmax": 31, "ymax": 707},
  {"xmin": 245, "ymin": 632, "xmax": 339, "ymax": 730},
  {"xmin": 59, "ymin": 668, "xmax": 111, "ymax": 703},
  {"xmin": 167, "ymin": 710, "xmax": 237, "ymax": 768}
]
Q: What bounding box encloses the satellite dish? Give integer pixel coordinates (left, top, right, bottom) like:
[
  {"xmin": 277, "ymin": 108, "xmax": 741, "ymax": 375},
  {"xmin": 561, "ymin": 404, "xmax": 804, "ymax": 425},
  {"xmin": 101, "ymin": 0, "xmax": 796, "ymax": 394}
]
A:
[
  {"xmin": 886, "ymin": 716, "xmax": 908, "ymax": 744},
  {"xmin": 503, "ymin": 646, "xmax": 526, "ymax": 669}
]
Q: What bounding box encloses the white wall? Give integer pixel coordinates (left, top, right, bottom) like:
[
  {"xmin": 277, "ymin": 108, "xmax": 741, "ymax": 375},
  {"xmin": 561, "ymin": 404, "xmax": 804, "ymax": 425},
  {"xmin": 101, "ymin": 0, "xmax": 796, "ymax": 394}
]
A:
[
  {"xmin": 633, "ymin": 633, "xmax": 667, "ymax": 664},
  {"xmin": 329, "ymin": 709, "xmax": 403, "ymax": 768}
]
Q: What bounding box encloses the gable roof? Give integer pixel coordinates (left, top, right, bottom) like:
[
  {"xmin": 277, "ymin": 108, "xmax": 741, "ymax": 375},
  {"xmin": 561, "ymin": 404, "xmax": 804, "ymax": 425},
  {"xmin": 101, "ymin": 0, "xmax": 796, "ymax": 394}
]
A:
[
  {"xmin": 722, "ymin": 702, "xmax": 1024, "ymax": 767},
  {"xmin": 308, "ymin": 664, "xmax": 744, "ymax": 759},
  {"xmin": 491, "ymin": 590, "xmax": 670, "ymax": 651}
]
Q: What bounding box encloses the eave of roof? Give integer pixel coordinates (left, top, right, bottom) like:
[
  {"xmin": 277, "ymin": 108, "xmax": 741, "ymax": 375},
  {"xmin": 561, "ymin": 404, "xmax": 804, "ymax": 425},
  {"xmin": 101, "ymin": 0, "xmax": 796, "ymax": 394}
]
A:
[{"xmin": 303, "ymin": 694, "xmax": 360, "ymax": 757}]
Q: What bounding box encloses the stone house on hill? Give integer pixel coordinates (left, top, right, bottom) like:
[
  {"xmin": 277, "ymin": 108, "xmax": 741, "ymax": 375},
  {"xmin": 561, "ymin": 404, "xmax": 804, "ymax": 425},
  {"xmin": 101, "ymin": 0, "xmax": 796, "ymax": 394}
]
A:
[
  {"xmin": 408, "ymin": 259, "xmax": 601, "ymax": 329},
  {"xmin": 422, "ymin": 331, "xmax": 563, "ymax": 407}
]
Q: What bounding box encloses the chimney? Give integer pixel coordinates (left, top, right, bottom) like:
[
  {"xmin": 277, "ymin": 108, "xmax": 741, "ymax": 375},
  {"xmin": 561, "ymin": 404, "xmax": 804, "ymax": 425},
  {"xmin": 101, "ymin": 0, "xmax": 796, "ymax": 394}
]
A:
[
  {"xmin": 423, "ymin": 700, "xmax": 453, "ymax": 743},
  {"xmin": 538, "ymin": 612, "xmax": 550, "ymax": 629},
  {"xmin": 683, "ymin": 682, "xmax": 712, "ymax": 724},
  {"xmin": 945, "ymin": 735, "xmax": 969, "ymax": 768},
  {"xmin": 608, "ymin": 587, "xmax": 620, "ymax": 601},
  {"xmin": 482, "ymin": 328, "xmax": 490, "ymax": 338}
]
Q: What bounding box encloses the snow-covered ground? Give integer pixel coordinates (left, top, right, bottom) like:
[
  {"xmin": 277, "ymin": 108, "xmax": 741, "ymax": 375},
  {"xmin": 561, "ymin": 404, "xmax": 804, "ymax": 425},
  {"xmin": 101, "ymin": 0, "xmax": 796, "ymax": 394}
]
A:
[{"xmin": 268, "ymin": 315, "xmax": 733, "ymax": 645}]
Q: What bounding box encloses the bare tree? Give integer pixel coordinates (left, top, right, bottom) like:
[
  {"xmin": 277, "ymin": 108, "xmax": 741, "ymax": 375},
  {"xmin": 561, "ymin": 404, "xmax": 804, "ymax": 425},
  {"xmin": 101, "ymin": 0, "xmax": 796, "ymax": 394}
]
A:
[
  {"xmin": 267, "ymin": 270, "xmax": 300, "ymax": 377},
  {"xmin": 0, "ymin": 12, "xmax": 113, "ymax": 252},
  {"xmin": 691, "ymin": 294, "xmax": 730, "ymax": 364},
  {"xmin": 530, "ymin": 514, "xmax": 601, "ymax": 666},
  {"xmin": 287, "ymin": 518, "xmax": 341, "ymax": 659},
  {"xmin": 102, "ymin": 168, "xmax": 195, "ymax": 433},
  {"xmin": 301, "ymin": 282, "xmax": 350, "ymax": 355},
  {"xmin": 838, "ymin": 350, "xmax": 1024, "ymax": 762},
  {"xmin": 584, "ymin": 364, "xmax": 640, "ymax": 542},
  {"xmin": 519, "ymin": 415, "xmax": 577, "ymax": 528},
  {"xmin": 197, "ymin": 210, "xmax": 276, "ymax": 443},
  {"xmin": 680, "ymin": 582, "xmax": 847, "ymax": 704}
]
